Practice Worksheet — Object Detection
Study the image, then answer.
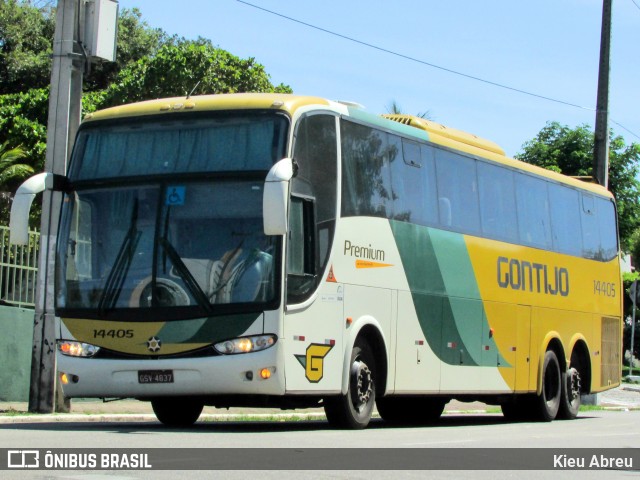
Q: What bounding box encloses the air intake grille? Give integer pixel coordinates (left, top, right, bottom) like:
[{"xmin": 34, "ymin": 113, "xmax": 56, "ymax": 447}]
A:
[{"xmin": 601, "ymin": 316, "xmax": 621, "ymax": 387}]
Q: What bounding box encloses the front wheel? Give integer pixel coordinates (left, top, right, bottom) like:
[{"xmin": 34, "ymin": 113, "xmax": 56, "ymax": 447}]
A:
[
  {"xmin": 151, "ymin": 398, "xmax": 204, "ymax": 427},
  {"xmin": 324, "ymin": 339, "xmax": 376, "ymax": 429}
]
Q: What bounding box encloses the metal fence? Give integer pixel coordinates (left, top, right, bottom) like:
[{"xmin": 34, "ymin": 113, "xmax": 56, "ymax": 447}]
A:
[{"xmin": 0, "ymin": 226, "xmax": 39, "ymax": 308}]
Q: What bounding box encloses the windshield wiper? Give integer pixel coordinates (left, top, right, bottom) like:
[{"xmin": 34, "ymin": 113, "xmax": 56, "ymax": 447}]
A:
[
  {"xmin": 158, "ymin": 236, "xmax": 214, "ymax": 315},
  {"xmin": 98, "ymin": 200, "xmax": 141, "ymax": 314}
]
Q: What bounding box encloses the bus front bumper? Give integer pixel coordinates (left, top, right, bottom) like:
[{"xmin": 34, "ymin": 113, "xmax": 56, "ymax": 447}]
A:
[{"xmin": 57, "ymin": 347, "xmax": 284, "ymax": 398}]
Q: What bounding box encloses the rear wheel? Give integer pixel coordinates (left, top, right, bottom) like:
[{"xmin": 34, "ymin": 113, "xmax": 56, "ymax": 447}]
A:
[
  {"xmin": 557, "ymin": 366, "xmax": 581, "ymax": 420},
  {"xmin": 324, "ymin": 339, "xmax": 376, "ymax": 429},
  {"xmin": 377, "ymin": 397, "xmax": 446, "ymax": 425},
  {"xmin": 532, "ymin": 350, "xmax": 562, "ymax": 421},
  {"xmin": 151, "ymin": 398, "xmax": 203, "ymax": 427}
]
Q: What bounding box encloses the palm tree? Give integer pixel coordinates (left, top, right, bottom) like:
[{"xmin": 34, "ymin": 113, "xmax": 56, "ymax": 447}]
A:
[
  {"xmin": 0, "ymin": 142, "xmax": 33, "ymax": 189},
  {"xmin": 385, "ymin": 100, "xmax": 432, "ymax": 120}
]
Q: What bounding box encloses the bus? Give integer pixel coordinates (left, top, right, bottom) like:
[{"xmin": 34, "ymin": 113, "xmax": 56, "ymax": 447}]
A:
[{"xmin": 10, "ymin": 93, "xmax": 621, "ymax": 429}]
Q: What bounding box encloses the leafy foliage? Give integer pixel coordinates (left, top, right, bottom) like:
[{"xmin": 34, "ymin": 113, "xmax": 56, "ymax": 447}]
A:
[
  {"xmin": 0, "ymin": 2, "xmax": 292, "ymax": 208},
  {"xmin": 516, "ymin": 121, "xmax": 640, "ymax": 251},
  {"xmin": 100, "ymin": 38, "xmax": 291, "ymax": 107},
  {"xmin": 0, "ymin": 0, "xmax": 55, "ymax": 94},
  {"xmin": 0, "ymin": 142, "xmax": 32, "ymax": 186},
  {"xmin": 0, "ymin": 88, "xmax": 48, "ymax": 172},
  {"xmin": 84, "ymin": 8, "xmax": 173, "ymax": 91},
  {"xmin": 623, "ymin": 272, "xmax": 640, "ymax": 366}
]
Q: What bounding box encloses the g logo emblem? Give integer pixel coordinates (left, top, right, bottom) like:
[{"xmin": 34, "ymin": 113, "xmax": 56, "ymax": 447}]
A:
[{"xmin": 295, "ymin": 344, "xmax": 333, "ymax": 383}]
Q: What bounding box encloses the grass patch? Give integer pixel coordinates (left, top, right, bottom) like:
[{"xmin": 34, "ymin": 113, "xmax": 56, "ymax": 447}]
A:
[
  {"xmin": 579, "ymin": 404, "xmax": 605, "ymax": 412},
  {"xmin": 0, "ymin": 408, "xmax": 30, "ymax": 416}
]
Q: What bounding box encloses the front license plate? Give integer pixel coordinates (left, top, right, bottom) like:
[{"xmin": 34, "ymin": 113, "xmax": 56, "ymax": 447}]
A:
[{"xmin": 138, "ymin": 370, "xmax": 174, "ymax": 384}]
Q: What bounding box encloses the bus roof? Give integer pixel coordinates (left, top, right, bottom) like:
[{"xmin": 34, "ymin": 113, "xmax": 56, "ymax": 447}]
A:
[{"xmin": 83, "ymin": 93, "xmax": 613, "ymax": 199}]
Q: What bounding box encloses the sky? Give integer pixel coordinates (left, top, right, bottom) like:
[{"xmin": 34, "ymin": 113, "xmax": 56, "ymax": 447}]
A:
[{"xmin": 116, "ymin": 0, "xmax": 640, "ymax": 157}]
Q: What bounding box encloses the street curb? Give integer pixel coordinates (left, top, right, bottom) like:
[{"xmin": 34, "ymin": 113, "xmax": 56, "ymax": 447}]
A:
[
  {"xmin": 0, "ymin": 410, "xmax": 497, "ymax": 425},
  {"xmin": 1, "ymin": 408, "xmax": 637, "ymax": 425}
]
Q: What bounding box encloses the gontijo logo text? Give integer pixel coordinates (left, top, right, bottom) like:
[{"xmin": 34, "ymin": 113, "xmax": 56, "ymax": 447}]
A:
[{"xmin": 497, "ymin": 256, "xmax": 569, "ymax": 297}]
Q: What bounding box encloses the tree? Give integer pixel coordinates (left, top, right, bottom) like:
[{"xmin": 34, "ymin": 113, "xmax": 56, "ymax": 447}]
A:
[
  {"xmin": 0, "ymin": 0, "xmax": 55, "ymax": 94},
  {"xmin": 84, "ymin": 8, "xmax": 172, "ymax": 91},
  {"xmin": 0, "ymin": 5, "xmax": 292, "ymax": 208},
  {"xmin": 385, "ymin": 100, "xmax": 431, "ymax": 120},
  {"xmin": 100, "ymin": 38, "xmax": 291, "ymax": 108},
  {"xmin": 0, "ymin": 2, "xmax": 169, "ymax": 94},
  {"xmin": 516, "ymin": 121, "xmax": 640, "ymax": 251},
  {"xmin": 0, "ymin": 141, "xmax": 33, "ymax": 225},
  {"xmin": 0, "ymin": 141, "xmax": 32, "ymax": 187}
]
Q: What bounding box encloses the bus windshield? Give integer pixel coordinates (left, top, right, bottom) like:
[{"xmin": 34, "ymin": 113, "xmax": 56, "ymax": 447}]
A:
[
  {"xmin": 56, "ymin": 112, "xmax": 288, "ymax": 319},
  {"xmin": 69, "ymin": 112, "xmax": 288, "ymax": 181}
]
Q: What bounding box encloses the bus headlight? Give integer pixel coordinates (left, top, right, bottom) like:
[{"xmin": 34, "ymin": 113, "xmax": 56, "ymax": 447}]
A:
[
  {"xmin": 57, "ymin": 340, "xmax": 100, "ymax": 358},
  {"xmin": 214, "ymin": 334, "xmax": 277, "ymax": 355}
]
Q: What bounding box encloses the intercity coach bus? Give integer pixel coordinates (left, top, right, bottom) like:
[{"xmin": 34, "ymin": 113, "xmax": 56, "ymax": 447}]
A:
[{"xmin": 10, "ymin": 93, "xmax": 621, "ymax": 428}]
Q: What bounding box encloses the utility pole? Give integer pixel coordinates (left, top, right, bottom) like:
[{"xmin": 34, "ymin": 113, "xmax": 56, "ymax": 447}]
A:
[
  {"xmin": 593, "ymin": 0, "xmax": 612, "ymax": 189},
  {"xmin": 29, "ymin": 0, "xmax": 84, "ymax": 413},
  {"xmin": 28, "ymin": 0, "xmax": 118, "ymax": 413}
]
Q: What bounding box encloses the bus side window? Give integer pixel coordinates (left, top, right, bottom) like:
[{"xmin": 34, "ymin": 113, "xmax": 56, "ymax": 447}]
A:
[
  {"xmin": 595, "ymin": 197, "xmax": 618, "ymax": 261},
  {"xmin": 434, "ymin": 148, "xmax": 480, "ymax": 233},
  {"xmin": 581, "ymin": 193, "xmax": 600, "ymax": 259},
  {"xmin": 515, "ymin": 174, "xmax": 552, "ymax": 249},
  {"xmin": 287, "ymin": 196, "xmax": 316, "ymax": 303}
]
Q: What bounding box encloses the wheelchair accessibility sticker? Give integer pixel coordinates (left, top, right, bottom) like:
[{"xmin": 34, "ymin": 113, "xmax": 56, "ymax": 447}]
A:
[
  {"xmin": 166, "ymin": 186, "xmax": 186, "ymax": 206},
  {"xmin": 295, "ymin": 343, "xmax": 334, "ymax": 383}
]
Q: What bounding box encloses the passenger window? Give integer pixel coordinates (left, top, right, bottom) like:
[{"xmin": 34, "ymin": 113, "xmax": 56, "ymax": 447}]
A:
[
  {"xmin": 341, "ymin": 121, "xmax": 393, "ymax": 218},
  {"xmin": 581, "ymin": 193, "xmax": 600, "ymax": 259},
  {"xmin": 596, "ymin": 198, "xmax": 618, "ymax": 261},
  {"xmin": 549, "ymin": 184, "xmax": 582, "ymax": 256},
  {"xmin": 435, "ymin": 149, "xmax": 480, "ymax": 233},
  {"xmin": 478, "ymin": 162, "xmax": 518, "ymax": 242},
  {"xmin": 515, "ymin": 175, "xmax": 552, "ymax": 249}
]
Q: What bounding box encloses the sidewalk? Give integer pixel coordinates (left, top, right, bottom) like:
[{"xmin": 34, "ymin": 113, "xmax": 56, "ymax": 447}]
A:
[{"xmin": 1, "ymin": 384, "xmax": 639, "ymax": 424}]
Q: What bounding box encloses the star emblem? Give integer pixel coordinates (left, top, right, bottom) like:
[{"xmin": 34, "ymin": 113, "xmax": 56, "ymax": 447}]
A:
[{"xmin": 147, "ymin": 336, "xmax": 162, "ymax": 353}]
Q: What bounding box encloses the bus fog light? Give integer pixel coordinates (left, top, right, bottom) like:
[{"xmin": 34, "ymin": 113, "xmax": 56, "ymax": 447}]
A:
[
  {"xmin": 259, "ymin": 367, "xmax": 275, "ymax": 380},
  {"xmin": 60, "ymin": 372, "xmax": 79, "ymax": 384},
  {"xmin": 214, "ymin": 335, "xmax": 277, "ymax": 355},
  {"xmin": 57, "ymin": 340, "xmax": 100, "ymax": 358}
]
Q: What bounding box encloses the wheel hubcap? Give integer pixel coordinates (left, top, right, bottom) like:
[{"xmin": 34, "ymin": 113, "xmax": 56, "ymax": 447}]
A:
[
  {"xmin": 569, "ymin": 368, "xmax": 581, "ymax": 402},
  {"xmin": 351, "ymin": 360, "xmax": 373, "ymax": 412}
]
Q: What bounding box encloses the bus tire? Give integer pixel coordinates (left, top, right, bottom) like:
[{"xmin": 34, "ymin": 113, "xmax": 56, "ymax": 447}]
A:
[
  {"xmin": 151, "ymin": 398, "xmax": 203, "ymax": 427},
  {"xmin": 533, "ymin": 350, "xmax": 562, "ymax": 422},
  {"xmin": 377, "ymin": 397, "xmax": 445, "ymax": 425},
  {"xmin": 324, "ymin": 339, "xmax": 376, "ymax": 429},
  {"xmin": 557, "ymin": 367, "xmax": 581, "ymax": 420}
]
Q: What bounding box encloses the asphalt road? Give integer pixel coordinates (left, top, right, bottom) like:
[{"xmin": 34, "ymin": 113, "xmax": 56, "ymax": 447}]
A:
[{"xmin": 1, "ymin": 409, "xmax": 639, "ymax": 480}]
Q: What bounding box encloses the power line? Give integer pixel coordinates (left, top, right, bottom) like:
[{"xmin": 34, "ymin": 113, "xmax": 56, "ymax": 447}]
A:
[
  {"xmin": 236, "ymin": 0, "xmax": 640, "ymax": 141},
  {"xmin": 631, "ymin": 0, "xmax": 640, "ymax": 12}
]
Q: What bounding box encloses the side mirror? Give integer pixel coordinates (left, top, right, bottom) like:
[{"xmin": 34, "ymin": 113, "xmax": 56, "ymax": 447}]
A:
[
  {"xmin": 10, "ymin": 172, "xmax": 67, "ymax": 245},
  {"xmin": 263, "ymin": 158, "xmax": 294, "ymax": 235}
]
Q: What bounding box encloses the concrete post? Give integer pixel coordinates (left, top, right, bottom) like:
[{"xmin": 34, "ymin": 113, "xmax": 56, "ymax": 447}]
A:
[{"xmin": 29, "ymin": 0, "xmax": 84, "ymax": 414}]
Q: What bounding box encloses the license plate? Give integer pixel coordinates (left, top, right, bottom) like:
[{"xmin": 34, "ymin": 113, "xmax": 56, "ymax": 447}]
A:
[{"xmin": 138, "ymin": 370, "xmax": 174, "ymax": 384}]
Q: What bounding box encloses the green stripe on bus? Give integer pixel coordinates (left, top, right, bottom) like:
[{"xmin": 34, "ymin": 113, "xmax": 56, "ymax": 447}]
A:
[
  {"xmin": 159, "ymin": 313, "xmax": 261, "ymax": 345},
  {"xmin": 390, "ymin": 220, "xmax": 509, "ymax": 367}
]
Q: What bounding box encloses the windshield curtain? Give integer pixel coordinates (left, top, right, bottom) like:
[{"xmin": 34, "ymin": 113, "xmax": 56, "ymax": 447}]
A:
[
  {"xmin": 57, "ymin": 181, "xmax": 278, "ymax": 318},
  {"xmin": 69, "ymin": 113, "xmax": 288, "ymax": 181}
]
